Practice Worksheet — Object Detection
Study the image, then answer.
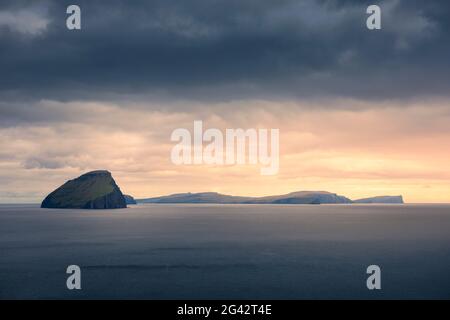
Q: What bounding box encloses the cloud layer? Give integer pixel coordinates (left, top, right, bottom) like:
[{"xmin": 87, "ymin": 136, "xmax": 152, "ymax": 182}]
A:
[
  {"xmin": 1, "ymin": 99, "xmax": 450, "ymax": 203},
  {"xmin": 1, "ymin": 1, "xmax": 450, "ymax": 203},
  {"xmin": 1, "ymin": 0, "xmax": 450, "ymax": 103}
]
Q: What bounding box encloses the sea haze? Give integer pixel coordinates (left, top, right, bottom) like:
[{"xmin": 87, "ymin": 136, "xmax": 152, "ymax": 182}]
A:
[{"xmin": 0, "ymin": 204, "xmax": 450, "ymax": 299}]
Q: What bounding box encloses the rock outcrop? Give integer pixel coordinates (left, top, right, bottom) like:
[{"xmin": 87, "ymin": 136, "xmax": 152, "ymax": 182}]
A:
[
  {"xmin": 41, "ymin": 170, "xmax": 127, "ymax": 209},
  {"xmin": 124, "ymin": 194, "xmax": 137, "ymax": 205}
]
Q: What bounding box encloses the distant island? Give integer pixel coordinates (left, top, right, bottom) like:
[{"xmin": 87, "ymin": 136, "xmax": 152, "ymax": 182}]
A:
[
  {"xmin": 41, "ymin": 170, "xmax": 127, "ymax": 209},
  {"xmin": 137, "ymin": 191, "xmax": 404, "ymax": 205},
  {"xmin": 40, "ymin": 170, "xmax": 404, "ymax": 209},
  {"xmin": 353, "ymin": 196, "xmax": 404, "ymax": 204}
]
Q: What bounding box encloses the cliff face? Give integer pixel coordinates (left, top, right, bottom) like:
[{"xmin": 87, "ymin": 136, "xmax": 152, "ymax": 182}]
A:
[{"xmin": 41, "ymin": 170, "xmax": 127, "ymax": 209}]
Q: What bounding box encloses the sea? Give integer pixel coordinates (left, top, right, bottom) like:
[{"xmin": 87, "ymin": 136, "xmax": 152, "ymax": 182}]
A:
[{"xmin": 1, "ymin": 203, "xmax": 449, "ymax": 299}]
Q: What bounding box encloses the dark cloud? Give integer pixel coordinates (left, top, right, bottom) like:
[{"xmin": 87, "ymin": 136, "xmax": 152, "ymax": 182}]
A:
[{"xmin": 0, "ymin": 0, "xmax": 450, "ymax": 103}]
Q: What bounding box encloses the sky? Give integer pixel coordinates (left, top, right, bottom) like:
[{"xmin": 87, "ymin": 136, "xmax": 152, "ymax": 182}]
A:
[{"xmin": 1, "ymin": 0, "xmax": 450, "ymax": 203}]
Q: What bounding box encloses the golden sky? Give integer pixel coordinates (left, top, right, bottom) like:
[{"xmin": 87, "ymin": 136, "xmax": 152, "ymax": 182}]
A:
[{"xmin": 1, "ymin": 98, "xmax": 450, "ymax": 203}]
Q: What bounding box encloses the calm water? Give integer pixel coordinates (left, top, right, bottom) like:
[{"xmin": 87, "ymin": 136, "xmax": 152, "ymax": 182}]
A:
[{"xmin": 1, "ymin": 204, "xmax": 450, "ymax": 299}]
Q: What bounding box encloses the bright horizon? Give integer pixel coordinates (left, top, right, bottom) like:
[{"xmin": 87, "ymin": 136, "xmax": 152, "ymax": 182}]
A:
[{"xmin": 2, "ymin": 98, "xmax": 450, "ymax": 204}]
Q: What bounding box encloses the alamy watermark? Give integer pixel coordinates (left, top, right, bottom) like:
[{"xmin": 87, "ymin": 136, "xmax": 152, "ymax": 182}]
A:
[
  {"xmin": 66, "ymin": 265, "xmax": 81, "ymax": 290},
  {"xmin": 65, "ymin": 4, "xmax": 381, "ymax": 31},
  {"xmin": 170, "ymin": 121, "xmax": 279, "ymax": 175},
  {"xmin": 366, "ymin": 265, "xmax": 381, "ymax": 290},
  {"xmin": 66, "ymin": 5, "xmax": 81, "ymax": 30},
  {"xmin": 366, "ymin": 5, "xmax": 382, "ymax": 30}
]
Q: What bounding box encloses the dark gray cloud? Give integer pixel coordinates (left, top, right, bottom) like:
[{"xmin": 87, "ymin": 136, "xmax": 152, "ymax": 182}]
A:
[{"xmin": 0, "ymin": 0, "xmax": 450, "ymax": 104}]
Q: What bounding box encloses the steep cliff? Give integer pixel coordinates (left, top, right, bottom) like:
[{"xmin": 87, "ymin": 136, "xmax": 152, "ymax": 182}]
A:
[{"xmin": 41, "ymin": 170, "xmax": 127, "ymax": 209}]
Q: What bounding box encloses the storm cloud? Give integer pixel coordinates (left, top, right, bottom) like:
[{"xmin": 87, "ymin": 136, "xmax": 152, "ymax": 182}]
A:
[{"xmin": 1, "ymin": 0, "xmax": 450, "ymax": 104}]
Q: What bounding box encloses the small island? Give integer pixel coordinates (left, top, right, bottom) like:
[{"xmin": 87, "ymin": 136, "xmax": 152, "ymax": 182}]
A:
[
  {"xmin": 41, "ymin": 170, "xmax": 127, "ymax": 209},
  {"xmin": 353, "ymin": 196, "xmax": 404, "ymax": 204},
  {"xmin": 124, "ymin": 194, "xmax": 137, "ymax": 205}
]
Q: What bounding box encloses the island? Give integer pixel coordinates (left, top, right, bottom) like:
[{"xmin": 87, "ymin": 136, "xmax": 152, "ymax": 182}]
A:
[
  {"xmin": 41, "ymin": 170, "xmax": 127, "ymax": 209},
  {"xmin": 124, "ymin": 194, "xmax": 137, "ymax": 205},
  {"xmin": 353, "ymin": 195, "xmax": 404, "ymax": 204},
  {"xmin": 137, "ymin": 191, "xmax": 404, "ymax": 205}
]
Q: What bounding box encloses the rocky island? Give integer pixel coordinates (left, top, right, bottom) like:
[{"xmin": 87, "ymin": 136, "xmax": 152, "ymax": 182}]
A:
[
  {"xmin": 124, "ymin": 194, "xmax": 137, "ymax": 205},
  {"xmin": 41, "ymin": 170, "xmax": 127, "ymax": 209}
]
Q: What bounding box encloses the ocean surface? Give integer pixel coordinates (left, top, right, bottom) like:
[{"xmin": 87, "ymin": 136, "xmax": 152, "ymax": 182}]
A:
[{"xmin": 1, "ymin": 204, "xmax": 450, "ymax": 299}]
